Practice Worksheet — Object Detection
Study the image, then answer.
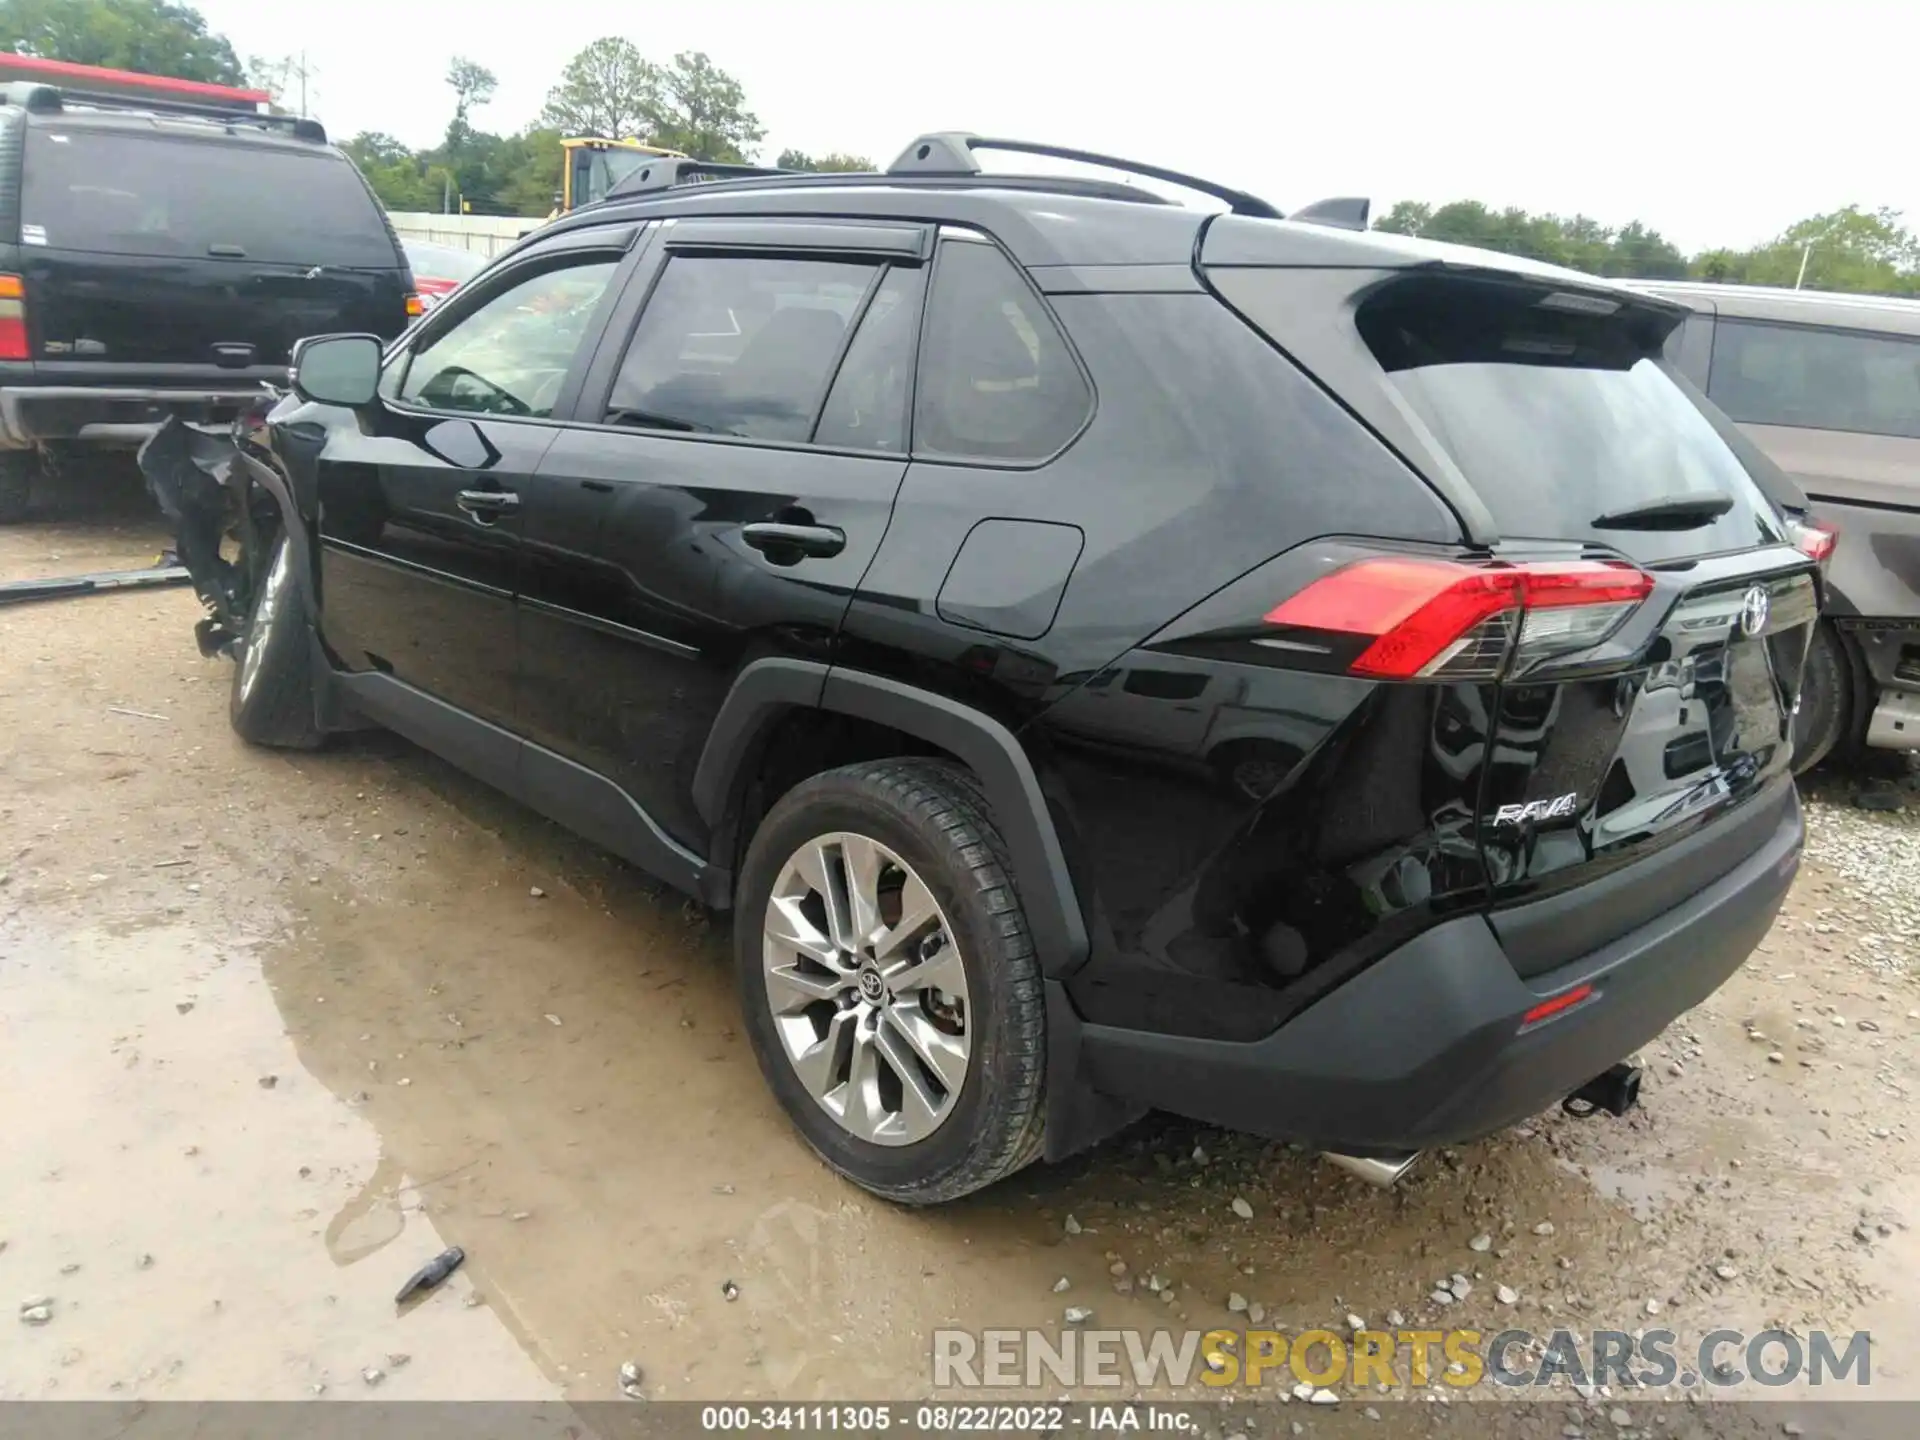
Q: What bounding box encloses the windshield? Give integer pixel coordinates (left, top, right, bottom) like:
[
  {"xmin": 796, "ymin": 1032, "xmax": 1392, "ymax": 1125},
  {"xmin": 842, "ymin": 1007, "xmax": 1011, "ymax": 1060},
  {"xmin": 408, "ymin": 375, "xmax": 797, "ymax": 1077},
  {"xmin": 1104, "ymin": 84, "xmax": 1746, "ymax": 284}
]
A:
[{"xmin": 1359, "ymin": 277, "xmax": 1784, "ymax": 560}]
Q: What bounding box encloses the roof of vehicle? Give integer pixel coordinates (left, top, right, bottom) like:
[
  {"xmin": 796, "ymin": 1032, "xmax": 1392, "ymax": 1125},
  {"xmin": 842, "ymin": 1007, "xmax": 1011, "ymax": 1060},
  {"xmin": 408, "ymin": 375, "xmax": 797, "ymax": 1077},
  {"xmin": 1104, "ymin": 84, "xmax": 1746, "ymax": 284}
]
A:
[
  {"xmin": 522, "ymin": 132, "xmax": 1679, "ymax": 299},
  {"xmin": 15, "ymin": 105, "xmax": 338, "ymax": 153},
  {"xmin": 537, "ymin": 176, "xmax": 1661, "ymax": 292},
  {"xmin": 3, "ymin": 79, "xmax": 332, "ymax": 150},
  {"xmin": 1628, "ymin": 279, "xmax": 1920, "ymax": 336}
]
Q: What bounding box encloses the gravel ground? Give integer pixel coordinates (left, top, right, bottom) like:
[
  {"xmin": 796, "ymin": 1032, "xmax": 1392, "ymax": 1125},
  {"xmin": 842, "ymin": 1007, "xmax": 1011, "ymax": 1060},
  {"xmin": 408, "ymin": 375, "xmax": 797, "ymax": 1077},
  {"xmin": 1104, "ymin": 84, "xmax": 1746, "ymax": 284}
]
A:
[{"xmin": 2, "ymin": 480, "xmax": 1918, "ymax": 1438}]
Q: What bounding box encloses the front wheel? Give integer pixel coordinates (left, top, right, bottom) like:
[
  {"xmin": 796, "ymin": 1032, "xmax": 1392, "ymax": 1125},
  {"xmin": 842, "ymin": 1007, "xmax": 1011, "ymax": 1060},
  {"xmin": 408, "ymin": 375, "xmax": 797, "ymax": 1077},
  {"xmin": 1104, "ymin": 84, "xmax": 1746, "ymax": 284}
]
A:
[
  {"xmin": 734, "ymin": 759, "xmax": 1047, "ymax": 1204},
  {"xmin": 229, "ymin": 532, "xmax": 324, "ymax": 750}
]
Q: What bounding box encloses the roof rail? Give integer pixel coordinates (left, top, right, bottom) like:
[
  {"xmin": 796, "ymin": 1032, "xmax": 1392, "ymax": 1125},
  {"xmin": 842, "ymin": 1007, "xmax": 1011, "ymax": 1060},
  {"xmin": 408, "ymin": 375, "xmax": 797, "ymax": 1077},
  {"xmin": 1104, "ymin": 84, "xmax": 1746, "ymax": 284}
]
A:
[
  {"xmin": 0, "ymin": 78, "xmax": 325, "ymax": 141},
  {"xmin": 885, "ymin": 132, "xmax": 1282, "ymax": 219},
  {"xmin": 606, "ymin": 157, "xmax": 798, "ymax": 200},
  {"xmin": 1290, "ymin": 196, "xmax": 1371, "ymax": 232}
]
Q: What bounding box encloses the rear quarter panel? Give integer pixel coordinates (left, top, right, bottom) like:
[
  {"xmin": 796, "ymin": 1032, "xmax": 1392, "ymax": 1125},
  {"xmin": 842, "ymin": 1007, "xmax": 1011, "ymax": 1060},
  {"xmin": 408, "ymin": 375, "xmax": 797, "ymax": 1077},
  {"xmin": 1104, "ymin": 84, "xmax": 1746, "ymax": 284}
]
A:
[{"xmin": 837, "ymin": 286, "xmax": 1477, "ymax": 1041}]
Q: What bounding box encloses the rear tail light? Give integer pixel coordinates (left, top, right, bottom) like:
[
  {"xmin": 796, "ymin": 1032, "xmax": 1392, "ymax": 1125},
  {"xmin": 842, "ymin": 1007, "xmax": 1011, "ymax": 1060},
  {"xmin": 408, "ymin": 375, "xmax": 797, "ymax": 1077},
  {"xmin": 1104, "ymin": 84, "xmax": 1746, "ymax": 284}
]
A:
[
  {"xmin": 1786, "ymin": 518, "xmax": 1837, "ymax": 564},
  {"xmin": 404, "ymin": 292, "xmax": 426, "ymax": 319},
  {"xmin": 1264, "ymin": 557, "xmax": 1654, "ymax": 680},
  {"xmin": 0, "ymin": 274, "xmax": 29, "ymax": 361}
]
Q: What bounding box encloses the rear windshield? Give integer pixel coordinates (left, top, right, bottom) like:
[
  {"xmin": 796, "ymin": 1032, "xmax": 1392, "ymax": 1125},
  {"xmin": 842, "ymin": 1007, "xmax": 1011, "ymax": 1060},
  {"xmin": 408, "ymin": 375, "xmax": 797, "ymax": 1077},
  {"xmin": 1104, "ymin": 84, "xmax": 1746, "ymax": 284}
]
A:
[
  {"xmin": 1357, "ymin": 277, "xmax": 1783, "ymax": 557},
  {"xmin": 23, "ymin": 127, "xmax": 399, "ymax": 268}
]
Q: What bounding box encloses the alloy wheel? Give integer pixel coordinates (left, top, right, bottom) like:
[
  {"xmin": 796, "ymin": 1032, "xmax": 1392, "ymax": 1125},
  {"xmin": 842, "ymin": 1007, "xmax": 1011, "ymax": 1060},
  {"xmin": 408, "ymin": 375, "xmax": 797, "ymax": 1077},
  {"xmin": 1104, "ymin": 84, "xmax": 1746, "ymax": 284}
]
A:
[{"xmin": 761, "ymin": 832, "xmax": 971, "ymax": 1146}]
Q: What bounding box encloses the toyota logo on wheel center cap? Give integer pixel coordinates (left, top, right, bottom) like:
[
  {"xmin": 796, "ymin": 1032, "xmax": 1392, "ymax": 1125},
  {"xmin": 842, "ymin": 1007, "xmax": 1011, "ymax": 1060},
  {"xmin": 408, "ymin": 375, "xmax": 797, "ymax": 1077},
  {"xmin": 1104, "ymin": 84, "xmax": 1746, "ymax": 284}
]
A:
[
  {"xmin": 857, "ymin": 968, "xmax": 885, "ymax": 1002},
  {"xmin": 1738, "ymin": 584, "xmax": 1771, "ymax": 638}
]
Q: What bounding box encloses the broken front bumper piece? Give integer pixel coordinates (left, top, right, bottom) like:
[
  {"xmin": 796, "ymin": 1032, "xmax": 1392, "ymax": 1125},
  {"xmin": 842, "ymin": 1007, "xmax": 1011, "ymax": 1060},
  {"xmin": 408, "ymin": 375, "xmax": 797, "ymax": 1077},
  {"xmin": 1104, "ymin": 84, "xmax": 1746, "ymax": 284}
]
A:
[{"xmin": 135, "ymin": 412, "xmax": 272, "ymax": 658}]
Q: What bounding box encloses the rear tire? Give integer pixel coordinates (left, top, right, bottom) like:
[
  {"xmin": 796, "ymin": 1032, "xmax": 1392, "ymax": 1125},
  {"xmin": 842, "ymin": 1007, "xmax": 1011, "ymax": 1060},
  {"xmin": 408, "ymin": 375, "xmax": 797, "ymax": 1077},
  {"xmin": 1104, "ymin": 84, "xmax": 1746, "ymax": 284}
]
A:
[
  {"xmin": 0, "ymin": 451, "xmax": 34, "ymax": 524},
  {"xmin": 734, "ymin": 758, "xmax": 1047, "ymax": 1204},
  {"xmin": 1791, "ymin": 622, "xmax": 1850, "ymax": 775},
  {"xmin": 229, "ymin": 532, "xmax": 324, "ymax": 750}
]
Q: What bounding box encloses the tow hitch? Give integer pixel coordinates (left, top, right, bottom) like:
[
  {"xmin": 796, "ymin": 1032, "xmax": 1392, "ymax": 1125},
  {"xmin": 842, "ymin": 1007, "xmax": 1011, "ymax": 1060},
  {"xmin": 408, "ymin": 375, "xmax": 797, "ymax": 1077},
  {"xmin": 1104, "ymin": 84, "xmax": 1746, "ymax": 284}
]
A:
[{"xmin": 1562, "ymin": 1062, "xmax": 1642, "ymax": 1119}]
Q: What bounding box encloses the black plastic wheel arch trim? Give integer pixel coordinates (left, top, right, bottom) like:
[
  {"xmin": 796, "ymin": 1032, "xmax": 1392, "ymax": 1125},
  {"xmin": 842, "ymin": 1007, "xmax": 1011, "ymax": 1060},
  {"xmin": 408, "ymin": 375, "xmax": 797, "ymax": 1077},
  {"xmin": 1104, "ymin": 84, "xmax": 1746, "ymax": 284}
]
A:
[{"xmin": 692, "ymin": 659, "xmax": 1092, "ymax": 977}]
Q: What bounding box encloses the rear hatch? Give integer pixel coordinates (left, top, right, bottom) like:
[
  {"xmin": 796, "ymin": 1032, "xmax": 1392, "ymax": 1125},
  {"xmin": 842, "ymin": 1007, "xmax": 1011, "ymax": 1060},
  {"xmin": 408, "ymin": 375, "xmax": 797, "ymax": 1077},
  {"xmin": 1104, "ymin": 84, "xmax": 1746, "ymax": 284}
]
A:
[
  {"xmin": 18, "ymin": 121, "xmax": 410, "ymax": 374},
  {"xmin": 1209, "ymin": 249, "xmax": 1817, "ymax": 973}
]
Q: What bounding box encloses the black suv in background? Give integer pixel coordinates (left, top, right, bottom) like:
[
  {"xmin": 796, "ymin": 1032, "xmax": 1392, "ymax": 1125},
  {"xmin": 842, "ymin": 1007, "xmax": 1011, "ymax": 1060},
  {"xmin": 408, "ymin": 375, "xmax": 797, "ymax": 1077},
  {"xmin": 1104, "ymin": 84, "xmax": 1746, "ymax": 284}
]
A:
[
  {"xmin": 208, "ymin": 135, "xmax": 1813, "ymax": 1203},
  {"xmin": 0, "ymin": 76, "xmax": 416, "ymax": 522}
]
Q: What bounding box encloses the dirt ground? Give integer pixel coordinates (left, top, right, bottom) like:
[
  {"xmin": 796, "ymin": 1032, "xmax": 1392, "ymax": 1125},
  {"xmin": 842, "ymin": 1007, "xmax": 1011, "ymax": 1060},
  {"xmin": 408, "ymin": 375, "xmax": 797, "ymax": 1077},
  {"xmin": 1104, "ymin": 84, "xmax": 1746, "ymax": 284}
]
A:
[{"xmin": 5, "ymin": 470, "xmax": 1920, "ymax": 1435}]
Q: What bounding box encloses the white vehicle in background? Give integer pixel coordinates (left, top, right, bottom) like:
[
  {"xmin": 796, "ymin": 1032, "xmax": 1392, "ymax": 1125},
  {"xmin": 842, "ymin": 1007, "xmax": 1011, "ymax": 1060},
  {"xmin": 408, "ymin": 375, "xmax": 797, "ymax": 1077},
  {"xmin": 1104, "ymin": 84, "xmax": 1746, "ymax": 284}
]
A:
[{"xmin": 401, "ymin": 238, "xmax": 487, "ymax": 312}]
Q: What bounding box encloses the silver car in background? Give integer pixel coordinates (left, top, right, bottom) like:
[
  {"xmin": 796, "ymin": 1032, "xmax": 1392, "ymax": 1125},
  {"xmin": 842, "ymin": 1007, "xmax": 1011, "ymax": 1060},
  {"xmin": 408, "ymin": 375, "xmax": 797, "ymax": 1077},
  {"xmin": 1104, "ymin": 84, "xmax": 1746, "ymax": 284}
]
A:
[{"xmin": 1637, "ymin": 282, "xmax": 1920, "ymax": 770}]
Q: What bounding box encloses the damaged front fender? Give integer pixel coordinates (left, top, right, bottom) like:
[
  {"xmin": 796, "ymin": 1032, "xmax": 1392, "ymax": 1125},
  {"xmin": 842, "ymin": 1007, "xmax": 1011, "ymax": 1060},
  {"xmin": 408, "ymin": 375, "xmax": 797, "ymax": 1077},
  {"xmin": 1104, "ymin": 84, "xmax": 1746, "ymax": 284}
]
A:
[{"xmin": 136, "ymin": 402, "xmax": 288, "ymax": 660}]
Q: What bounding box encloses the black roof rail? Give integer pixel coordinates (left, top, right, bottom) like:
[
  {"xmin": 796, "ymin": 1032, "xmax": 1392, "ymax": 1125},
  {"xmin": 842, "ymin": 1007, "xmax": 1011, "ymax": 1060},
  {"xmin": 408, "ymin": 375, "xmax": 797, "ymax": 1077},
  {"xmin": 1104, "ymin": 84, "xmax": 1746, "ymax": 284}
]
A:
[
  {"xmin": 1290, "ymin": 196, "xmax": 1371, "ymax": 232},
  {"xmin": 886, "ymin": 132, "xmax": 1283, "ymax": 219},
  {"xmin": 606, "ymin": 157, "xmax": 798, "ymax": 200},
  {"xmin": 0, "ymin": 81, "xmax": 326, "ymax": 141}
]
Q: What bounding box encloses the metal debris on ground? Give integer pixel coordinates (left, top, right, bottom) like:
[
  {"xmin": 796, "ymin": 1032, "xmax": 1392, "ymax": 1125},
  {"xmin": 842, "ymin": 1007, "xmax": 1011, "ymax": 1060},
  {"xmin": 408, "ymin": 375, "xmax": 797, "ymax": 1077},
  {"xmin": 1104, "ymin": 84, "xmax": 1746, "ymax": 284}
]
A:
[{"xmin": 394, "ymin": 1245, "xmax": 466, "ymax": 1305}]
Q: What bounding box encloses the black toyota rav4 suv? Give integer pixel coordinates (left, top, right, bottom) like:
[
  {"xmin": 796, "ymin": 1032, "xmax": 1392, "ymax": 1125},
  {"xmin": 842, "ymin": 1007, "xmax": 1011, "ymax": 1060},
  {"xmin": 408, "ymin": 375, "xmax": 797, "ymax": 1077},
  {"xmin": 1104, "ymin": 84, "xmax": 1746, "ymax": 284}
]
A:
[{"xmin": 204, "ymin": 135, "xmax": 1813, "ymax": 1203}]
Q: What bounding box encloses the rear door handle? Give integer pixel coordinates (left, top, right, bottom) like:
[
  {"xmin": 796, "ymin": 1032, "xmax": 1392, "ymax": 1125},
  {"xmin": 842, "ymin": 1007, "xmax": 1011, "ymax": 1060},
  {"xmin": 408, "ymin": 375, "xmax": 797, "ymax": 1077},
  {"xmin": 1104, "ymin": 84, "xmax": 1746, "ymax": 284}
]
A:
[
  {"xmin": 741, "ymin": 522, "xmax": 846, "ymax": 560},
  {"xmin": 456, "ymin": 489, "xmax": 520, "ymax": 524}
]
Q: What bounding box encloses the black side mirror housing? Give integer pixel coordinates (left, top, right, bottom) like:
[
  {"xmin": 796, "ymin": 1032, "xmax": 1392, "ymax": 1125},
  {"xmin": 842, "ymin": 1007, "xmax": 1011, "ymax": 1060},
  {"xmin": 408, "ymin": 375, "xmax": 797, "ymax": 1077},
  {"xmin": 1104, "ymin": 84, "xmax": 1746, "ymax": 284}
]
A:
[{"xmin": 290, "ymin": 333, "xmax": 383, "ymax": 408}]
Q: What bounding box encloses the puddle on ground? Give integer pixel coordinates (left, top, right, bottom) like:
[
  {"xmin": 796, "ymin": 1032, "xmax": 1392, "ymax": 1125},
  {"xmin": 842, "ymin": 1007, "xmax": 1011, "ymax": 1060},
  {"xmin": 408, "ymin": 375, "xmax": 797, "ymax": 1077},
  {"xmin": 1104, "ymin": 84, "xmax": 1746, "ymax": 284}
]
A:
[{"xmin": 0, "ymin": 919, "xmax": 554, "ymax": 1400}]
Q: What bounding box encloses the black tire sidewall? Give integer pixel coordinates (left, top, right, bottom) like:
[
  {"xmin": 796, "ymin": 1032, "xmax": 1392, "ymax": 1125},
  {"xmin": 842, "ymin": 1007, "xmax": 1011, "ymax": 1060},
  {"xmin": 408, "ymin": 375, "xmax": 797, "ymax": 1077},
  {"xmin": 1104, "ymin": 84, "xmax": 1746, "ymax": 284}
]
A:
[
  {"xmin": 1792, "ymin": 623, "xmax": 1848, "ymax": 774},
  {"xmin": 734, "ymin": 772, "xmax": 1037, "ymax": 1198},
  {"xmin": 0, "ymin": 452, "xmax": 32, "ymax": 524}
]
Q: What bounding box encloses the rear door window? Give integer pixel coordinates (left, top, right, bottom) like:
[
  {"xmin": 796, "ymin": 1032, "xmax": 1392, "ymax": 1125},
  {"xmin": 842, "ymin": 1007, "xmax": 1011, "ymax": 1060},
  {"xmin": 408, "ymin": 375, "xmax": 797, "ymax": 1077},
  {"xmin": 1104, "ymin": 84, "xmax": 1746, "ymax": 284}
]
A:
[
  {"xmin": 22, "ymin": 127, "xmax": 397, "ymax": 267},
  {"xmin": 1355, "ymin": 277, "xmax": 1781, "ymax": 558},
  {"xmin": 607, "ymin": 254, "xmax": 876, "ymax": 442},
  {"xmin": 1708, "ymin": 319, "xmax": 1920, "ymax": 440},
  {"xmin": 813, "ymin": 264, "xmax": 927, "ymax": 452}
]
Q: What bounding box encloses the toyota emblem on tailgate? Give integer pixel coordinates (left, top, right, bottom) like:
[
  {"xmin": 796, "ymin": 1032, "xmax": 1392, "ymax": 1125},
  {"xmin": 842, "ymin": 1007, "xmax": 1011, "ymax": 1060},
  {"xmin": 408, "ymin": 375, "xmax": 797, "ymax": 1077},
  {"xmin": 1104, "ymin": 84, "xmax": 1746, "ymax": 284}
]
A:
[{"xmin": 1738, "ymin": 584, "xmax": 1771, "ymax": 637}]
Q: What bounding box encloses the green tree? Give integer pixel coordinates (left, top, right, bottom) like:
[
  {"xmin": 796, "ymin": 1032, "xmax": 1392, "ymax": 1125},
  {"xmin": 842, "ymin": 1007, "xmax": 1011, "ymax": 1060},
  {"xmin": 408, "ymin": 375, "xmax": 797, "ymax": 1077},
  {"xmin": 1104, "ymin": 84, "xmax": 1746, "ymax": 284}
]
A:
[
  {"xmin": 541, "ymin": 36, "xmax": 658, "ymax": 139},
  {"xmin": 1683, "ymin": 207, "xmax": 1920, "ymax": 295},
  {"xmin": 444, "ymin": 56, "xmax": 496, "ymax": 148},
  {"xmin": 1373, "ymin": 197, "xmax": 1685, "ymax": 278},
  {"xmin": 777, "ymin": 150, "xmax": 874, "ymax": 173},
  {"xmin": 341, "ymin": 131, "xmax": 438, "ymax": 212},
  {"xmin": 644, "ymin": 50, "xmax": 763, "ymax": 163},
  {"xmin": 492, "ymin": 127, "xmax": 566, "ymax": 216},
  {"xmin": 0, "ymin": 0, "xmax": 243, "ymax": 84}
]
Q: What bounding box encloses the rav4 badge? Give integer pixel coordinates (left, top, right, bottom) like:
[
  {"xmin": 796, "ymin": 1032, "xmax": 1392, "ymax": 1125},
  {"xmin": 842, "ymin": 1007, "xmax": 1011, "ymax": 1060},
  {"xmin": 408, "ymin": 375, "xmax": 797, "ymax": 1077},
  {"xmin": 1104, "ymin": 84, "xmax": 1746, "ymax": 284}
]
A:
[{"xmin": 1493, "ymin": 793, "xmax": 1579, "ymax": 826}]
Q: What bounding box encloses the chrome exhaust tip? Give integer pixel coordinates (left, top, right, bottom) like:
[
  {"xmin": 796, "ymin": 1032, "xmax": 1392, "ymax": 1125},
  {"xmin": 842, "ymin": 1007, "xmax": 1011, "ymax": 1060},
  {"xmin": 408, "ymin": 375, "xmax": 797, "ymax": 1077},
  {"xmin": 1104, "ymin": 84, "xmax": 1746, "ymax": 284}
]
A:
[{"xmin": 1322, "ymin": 1151, "xmax": 1422, "ymax": 1188}]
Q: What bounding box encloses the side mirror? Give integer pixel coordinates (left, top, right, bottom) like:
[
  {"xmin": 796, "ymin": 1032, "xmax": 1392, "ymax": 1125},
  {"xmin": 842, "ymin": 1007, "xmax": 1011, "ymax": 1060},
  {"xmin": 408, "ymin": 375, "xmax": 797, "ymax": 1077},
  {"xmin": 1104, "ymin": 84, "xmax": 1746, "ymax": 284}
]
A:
[{"xmin": 290, "ymin": 333, "xmax": 383, "ymax": 408}]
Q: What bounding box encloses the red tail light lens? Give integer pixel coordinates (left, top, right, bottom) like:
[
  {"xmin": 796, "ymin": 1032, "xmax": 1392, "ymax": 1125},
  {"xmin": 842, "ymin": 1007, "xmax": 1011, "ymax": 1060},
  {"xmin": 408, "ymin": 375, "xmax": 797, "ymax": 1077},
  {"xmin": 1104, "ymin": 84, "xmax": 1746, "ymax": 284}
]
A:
[
  {"xmin": 1520, "ymin": 983, "xmax": 1594, "ymax": 1028},
  {"xmin": 1787, "ymin": 519, "xmax": 1836, "ymax": 564},
  {"xmin": 0, "ymin": 274, "xmax": 28, "ymax": 361},
  {"xmin": 1265, "ymin": 557, "xmax": 1653, "ymax": 680}
]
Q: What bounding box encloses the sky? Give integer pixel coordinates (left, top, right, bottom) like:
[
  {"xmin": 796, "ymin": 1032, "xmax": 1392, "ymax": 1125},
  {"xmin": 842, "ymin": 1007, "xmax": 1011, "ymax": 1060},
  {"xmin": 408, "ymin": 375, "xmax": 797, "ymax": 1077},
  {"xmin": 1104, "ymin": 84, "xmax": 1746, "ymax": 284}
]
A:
[{"xmin": 190, "ymin": 0, "xmax": 1920, "ymax": 255}]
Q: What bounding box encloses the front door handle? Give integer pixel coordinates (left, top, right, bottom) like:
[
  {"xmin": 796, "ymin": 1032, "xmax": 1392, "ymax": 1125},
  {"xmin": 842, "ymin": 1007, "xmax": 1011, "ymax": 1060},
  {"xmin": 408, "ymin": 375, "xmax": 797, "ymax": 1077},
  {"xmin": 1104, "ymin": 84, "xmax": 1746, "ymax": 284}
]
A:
[
  {"xmin": 456, "ymin": 489, "xmax": 520, "ymax": 525},
  {"xmin": 741, "ymin": 522, "xmax": 846, "ymax": 561}
]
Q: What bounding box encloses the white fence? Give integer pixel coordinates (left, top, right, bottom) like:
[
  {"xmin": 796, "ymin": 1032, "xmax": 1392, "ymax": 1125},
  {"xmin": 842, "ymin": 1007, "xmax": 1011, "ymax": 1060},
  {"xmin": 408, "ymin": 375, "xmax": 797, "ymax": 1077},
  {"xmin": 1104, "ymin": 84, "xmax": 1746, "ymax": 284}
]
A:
[{"xmin": 387, "ymin": 213, "xmax": 539, "ymax": 258}]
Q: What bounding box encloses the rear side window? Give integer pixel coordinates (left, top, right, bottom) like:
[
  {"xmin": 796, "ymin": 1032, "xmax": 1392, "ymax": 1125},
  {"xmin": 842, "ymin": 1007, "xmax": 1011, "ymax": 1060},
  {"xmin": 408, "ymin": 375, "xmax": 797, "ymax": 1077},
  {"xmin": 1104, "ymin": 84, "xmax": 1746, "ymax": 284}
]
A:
[
  {"xmin": 1708, "ymin": 319, "xmax": 1920, "ymax": 440},
  {"xmin": 608, "ymin": 254, "xmax": 875, "ymax": 442},
  {"xmin": 913, "ymin": 239, "xmax": 1090, "ymax": 462},
  {"xmin": 1355, "ymin": 277, "xmax": 1780, "ymax": 556},
  {"xmin": 22, "ymin": 128, "xmax": 397, "ymax": 267}
]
